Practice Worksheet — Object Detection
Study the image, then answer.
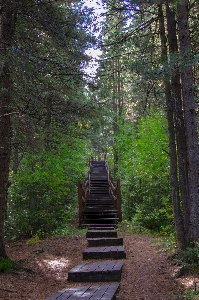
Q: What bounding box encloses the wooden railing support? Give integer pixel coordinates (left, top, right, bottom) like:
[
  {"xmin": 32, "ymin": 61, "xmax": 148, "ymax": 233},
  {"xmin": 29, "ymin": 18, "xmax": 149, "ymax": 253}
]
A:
[
  {"xmin": 116, "ymin": 179, "xmax": 122, "ymax": 222},
  {"xmin": 78, "ymin": 180, "xmax": 83, "ymax": 226},
  {"xmin": 105, "ymin": 160, "xmax": 122, "ymax": 222},
  {"xmin": 78, "ymin": 155, "xmax": 93, "ymax": 226},
  {"xmin": 78, "ymin": 156, "xmax": 122, "ymax": 226}
]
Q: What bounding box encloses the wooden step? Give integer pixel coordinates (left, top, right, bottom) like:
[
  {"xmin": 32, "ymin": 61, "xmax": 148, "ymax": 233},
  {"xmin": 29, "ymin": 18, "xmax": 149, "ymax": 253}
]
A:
[
  {"xmin": 82, "ymin": 223, "xmax": 118, "ymax": 227},
  {"xmin": 82, "ymin": 218, "xmax": 118, "ymax": 224},
  {"xmin": 82, "ymin": 216, "xmax": 119, "ymax": 220},
  {"xmin": 84, "ymin": 207, "xmax": 116, "ymax": 212},
  {"xmin": 83, "ymin": 218, "xmax": 119, "ymax": 223},
  {"xmin": 90, "ymin": 191, "xmax": 110, "ymax": 194},
  {"xmin": 90, "ymin": 183, "xmax": 109, "ymax": 187},
  {"xmin": 86, "ymin": 199, "xmax": 113, "ymax": 203},
  {"xmin": 83, "ymin": 246, "xmax": 126, "ymax": 260},
  {"xmin": 88, "ymin": 227, "xmax": 115, "ymax": 230},
  {"xmin": 45, "ymin": 283, "xmax": 120, "ymax": 300},
  {"xmin": 83, "ymin": 213, "xmax": 118, "ymax": 217},
  {"xmin": 87, "ymin": 196, "xmax": 112, "ymax": 201},
  {"xmin": 86, "ymin": 230, "xmax": 117, "ymax": 238},
  {"xmin": 80, "ymin": 223, "xmax": 116, "ymax": 228},
  {"xmin": 68, "ymin": 261, "xmax": 123, "ymax": 282},
  {"xmin": 83, "ymin": 209, "xmax": 118, "ymax": 214},
  {"xmin": 86, "ymin": 202, "xmax": 113, "ymax": 206},
  {"xmin": 88, "ymin": 193, "xmax": 110, "ymax": 197},
  {"xmin": 90, "ymin": 183, "xmax": 109, "ymax": 186},
  {"xmin": 87, "ymin": 237, "xmax": 123, "ymax": 247},
  {"xmin": 82, "ymin": 219, "xmax": 118, "ymax": 225},
  {"xmin": 90, "ymin": 176, "xmax": 108, "ymax": 180}
]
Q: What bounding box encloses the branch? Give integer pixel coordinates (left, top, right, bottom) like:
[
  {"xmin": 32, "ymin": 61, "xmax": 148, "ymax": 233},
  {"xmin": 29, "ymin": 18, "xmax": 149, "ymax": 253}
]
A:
[{"xmin": 0, "ymin": 111, "xmax": 20, "ymax": 118}]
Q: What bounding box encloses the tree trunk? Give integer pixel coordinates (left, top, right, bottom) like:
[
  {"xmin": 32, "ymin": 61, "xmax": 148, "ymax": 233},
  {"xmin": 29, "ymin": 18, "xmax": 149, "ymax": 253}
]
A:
[
  {"xmin": 0, "ymin": 0, "xmax": 16, "ymax": 258},
  {"xmin": 158, "ymin": 3, "xmax": 185, "ymax": 250},
  {"xmin": 45, "ymin": 95, "xmax": 52, "ymax": 151},
  {"xmin": 177, "ymin": 0, "xmax": 199, "ymax": 244},
  {"xmin": 166, "ymin": 1, "xmax": 189, "ymax": 243}
]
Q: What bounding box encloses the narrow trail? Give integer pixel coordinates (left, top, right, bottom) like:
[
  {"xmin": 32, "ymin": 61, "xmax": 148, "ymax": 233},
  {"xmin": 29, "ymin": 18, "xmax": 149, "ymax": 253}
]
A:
[
  {"xmin": 120, "ymin": 234, "xmax": 183, "ymax": 300},
  {"xmin": 1, "ymin": 232, "xmax": 184, "ymax": 300},
  {"xmin": 1, "ymin": 161, "xmax": 185, "ymax": 299}
]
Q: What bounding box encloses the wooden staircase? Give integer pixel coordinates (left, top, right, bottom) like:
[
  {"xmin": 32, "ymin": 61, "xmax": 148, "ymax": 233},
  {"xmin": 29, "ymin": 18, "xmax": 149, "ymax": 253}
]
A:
[
  {"xmin": 79, "ymin": 159, "xmax": 122, "ymax": 227},
  {"xmin": 45, "ymin": 158, "xmax": 125, "ymax": 300}
]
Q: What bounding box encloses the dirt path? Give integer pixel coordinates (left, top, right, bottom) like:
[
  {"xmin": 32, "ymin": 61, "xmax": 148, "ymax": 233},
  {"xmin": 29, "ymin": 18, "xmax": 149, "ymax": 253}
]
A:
[{"xmin": 0, "ymin": 233, "xmax": 185, "ymax": 299}]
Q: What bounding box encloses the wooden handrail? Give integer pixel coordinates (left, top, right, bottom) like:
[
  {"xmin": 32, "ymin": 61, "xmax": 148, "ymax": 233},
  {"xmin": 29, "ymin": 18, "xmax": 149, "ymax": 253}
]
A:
[
  {"xmin": 79, "ymin": 156, "xmax": 122, "ymax": 226},
  {"xmin": 105, "ymin": 160, "xmax": 122, "ymax": 222},
  {"xmin": 78, "ymin": 155, "xmax": 92, "ymax": 226}
]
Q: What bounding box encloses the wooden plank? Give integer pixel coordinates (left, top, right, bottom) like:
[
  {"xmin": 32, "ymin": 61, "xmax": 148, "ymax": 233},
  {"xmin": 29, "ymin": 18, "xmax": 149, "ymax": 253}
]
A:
[
  {"xmin": 69, "ymin": 262, "xmax": 87, "ymax": 272},
  {"xmin": 88, "ymin": 227, "xmax": 115, "ymax": 230},
  {"xmin": 89, "ymin": 284, "xmax": 111, "ymax": 299},
  {"xmin": 85, "ymin": 261, "xmax": 102, "ymax": 272},
  {"xmin": 68, "ymin": 261, "xmax": 123, "ymax": 282},
  {"xmin": 95, "ymin": 261, "xmax": 110, "ymax": 271},
  {"xmin": 83, "ymin": 246, "xmax": 126, "ymax": 260},
  {"xmin": 86, "ymin": 230, "xmax": 117, "ymax": 238},
  {"xmin": 100, "ymin": 283, "xmax": 120, "ymax": 300},
  {"xmin": 45, "ymin": 285, "xmax": 91, "ymax": 300},
  {"xmin": 87, "ymin": 237, "xmax": 123, "ymax": 247},
  {"xmin": 65, "ymin": 285, "xmax": 100, "ymax": 300},
  {"xmin": 45, "ymin": 284, "xmax": 119, "ymax": 300},
  {"xmin": 113, "ymin": 261, "xmax": 124, "ymax": 270},
  {"xmin": 81, "ymin": 224, "xmax": 116, "ymax": 228},
  {"xmin": 102, "ymin": 261, "xmax": 115, "ymax": 271}
]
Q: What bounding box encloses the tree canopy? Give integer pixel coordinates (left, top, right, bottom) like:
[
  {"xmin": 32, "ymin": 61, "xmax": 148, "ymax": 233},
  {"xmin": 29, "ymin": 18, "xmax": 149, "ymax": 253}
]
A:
[{"xmin": 1, "ymin": 0, "xmax": 199, "ymax": 259}]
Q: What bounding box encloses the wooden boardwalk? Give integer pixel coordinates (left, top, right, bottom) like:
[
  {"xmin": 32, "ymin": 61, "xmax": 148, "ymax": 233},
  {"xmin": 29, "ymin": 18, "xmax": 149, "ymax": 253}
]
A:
[
  {"xmin": 83, "ymin": 245, "xmax": 126, "ymax": 260},
  {"xmin": 87, "ymin": 237, "xmax": 123, "ymax": 247},
  {"xmin": 68, "ymin": 260, "xmax": 123, "ymax": 282},
  {"xmin": 45, "ymin": 159, "xmax": 125, "ymax": 300},
  {"xmin": 45, "ymin": 283, "xmax": 120, "ymax": 300}
]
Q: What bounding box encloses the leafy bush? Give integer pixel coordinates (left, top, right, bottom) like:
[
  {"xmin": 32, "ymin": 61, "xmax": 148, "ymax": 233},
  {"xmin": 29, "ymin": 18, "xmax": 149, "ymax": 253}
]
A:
[
  {"xmin": 6, "ymin": 140, "xmax": 89, "ymax": 239},
  {"xmin": 115, "ymin": 111, "xmax": 172, "ymax": 232},
  {"xmin": 178, "ymin": 244, "xmax": 199, "ymax": 266},
  {"xmin": 0, "ymin": 258, "xmax": 18, "ymax": 273}
]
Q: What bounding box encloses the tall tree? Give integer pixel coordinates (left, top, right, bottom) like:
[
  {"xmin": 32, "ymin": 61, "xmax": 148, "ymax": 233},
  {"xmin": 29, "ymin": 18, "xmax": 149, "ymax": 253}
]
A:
[
  {"xmin": 158, "ymin": 2, "xmax": 185, "ymax": 249},
  {"xmin": 99, "ymin": 0, "xmax": 199, "ymax": 246},
  {"xmin": 177, "ymin": 0, "xmax": 199, "ymax": 244},
  {"xmin": 165, "ymin": 2, "xmax": 189, "ymax": 244},
  {"xmin": 0, "ymin": 0, "xmax": 96, "ymax": 257},
  {"xmin": 0, "ymin": 0, "xmax": 17, "ymax": 258}
]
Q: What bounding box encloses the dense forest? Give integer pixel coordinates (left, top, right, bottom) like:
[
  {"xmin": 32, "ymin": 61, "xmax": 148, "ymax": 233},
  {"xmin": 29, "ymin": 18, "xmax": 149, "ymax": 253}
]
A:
[{"xmin": 0, "ymin": 0, "xmax": 199, "ymax": 261}]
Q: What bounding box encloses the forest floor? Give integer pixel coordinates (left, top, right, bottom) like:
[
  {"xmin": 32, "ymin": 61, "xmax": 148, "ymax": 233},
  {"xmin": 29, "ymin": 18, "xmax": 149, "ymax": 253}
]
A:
[{"xmin": 0, "ymin": 226, "xmax": 197, "ymax": 300}]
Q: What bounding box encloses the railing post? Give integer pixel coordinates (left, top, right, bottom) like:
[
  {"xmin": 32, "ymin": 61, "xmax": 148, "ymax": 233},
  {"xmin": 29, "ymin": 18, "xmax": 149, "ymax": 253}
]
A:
[
  {"xmin": 117, "ymin": 179, "xmax": 122, "ymax": 222},
  {"xmin": 78, "ymin": 180, "xmax": 83, "ymax": 227}
]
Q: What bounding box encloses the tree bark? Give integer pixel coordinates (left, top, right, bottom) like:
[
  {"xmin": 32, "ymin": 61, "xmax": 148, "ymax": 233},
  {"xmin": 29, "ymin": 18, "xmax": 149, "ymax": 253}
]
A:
[
  {"xmin": 177, "ymin": 0, "xmax": 199, "ymax": 244},
  {"xmin": 166, "ymin": 1, "xmax": 189, "ymax": 243},
  {"xmin": 0, "ymin": 0, "xmax": 16, "ymax": 258},
  {"xmin": 158, "ymin": 3, "xmax": 185, "ymax": 250}
]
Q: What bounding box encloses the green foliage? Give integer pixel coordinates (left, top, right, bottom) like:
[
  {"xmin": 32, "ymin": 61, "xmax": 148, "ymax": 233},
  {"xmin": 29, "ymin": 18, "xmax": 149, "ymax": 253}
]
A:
[
  {"xmin": 177, "ymin": 244, "xmax": 199, "ymax": 270},
  {"xmin": 0, "ymin": 258, "xmax": 18, "ymax": 273},
  {"xmin": 54, "ymin": 225, "xmax": 87, "ymax": 238},
  {"xmin": 150, "ymin": 232, "xmax": 176, "ymax": 253},
  {"xmin": 117, "ymin": 219, "xmax": 152, "ymax": 236},
  {"xmin": 184, "ymin": 288, "xmax": 199, "ymax": 300},
  {"xmin": 115, "ymin": 111, "xmax": 172, "ymax": 232},
  {"xmin": 26, "ymin": 236, "xmax": 40, "ymax": 245},
  {"xmin": 6, "ymin": 139, "xmax": 90, "ymax": 240}
]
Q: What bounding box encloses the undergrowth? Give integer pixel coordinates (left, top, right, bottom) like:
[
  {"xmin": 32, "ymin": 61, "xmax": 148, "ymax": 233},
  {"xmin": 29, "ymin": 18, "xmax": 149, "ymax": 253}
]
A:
[
  {"xmin": 175, "ymin": 243, "xmax": 199, "ymax": 274},
  {"xmin": 0, "ymin": 258, "xmax": 18, "ymax": 273},
  {"xmin": 54, "ymin": 224, "xmax": 87, "ymax": 237}
]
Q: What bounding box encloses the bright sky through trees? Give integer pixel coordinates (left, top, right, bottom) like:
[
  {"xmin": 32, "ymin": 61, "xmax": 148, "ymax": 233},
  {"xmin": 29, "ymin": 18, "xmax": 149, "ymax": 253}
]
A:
[{"xmin": 83, "ymin": 0, "xmax": 105, "ymax": 76}]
